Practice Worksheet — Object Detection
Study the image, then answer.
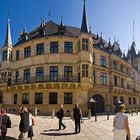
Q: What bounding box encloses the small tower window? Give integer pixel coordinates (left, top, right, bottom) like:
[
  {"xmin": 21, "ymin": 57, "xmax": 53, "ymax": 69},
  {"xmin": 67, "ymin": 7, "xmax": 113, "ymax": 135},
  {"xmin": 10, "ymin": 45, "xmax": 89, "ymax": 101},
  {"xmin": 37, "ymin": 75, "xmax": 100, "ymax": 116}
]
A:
[{"xmin": 82, "ymin": 38, "xmax": 88, "ymax": 51}]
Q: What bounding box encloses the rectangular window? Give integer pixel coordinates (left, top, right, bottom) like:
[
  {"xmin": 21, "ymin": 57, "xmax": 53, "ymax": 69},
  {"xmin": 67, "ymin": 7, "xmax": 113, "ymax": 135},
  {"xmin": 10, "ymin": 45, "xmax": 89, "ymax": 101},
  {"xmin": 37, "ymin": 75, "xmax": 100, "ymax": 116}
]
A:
[
  {"xmin": 2, "ymin": 50, "xmax": 7, "ymax": 61},
  {"xmin": 64, "ymin": 92, "xmax": 73, "ymax": 104},
  {"xmin": 22, "ymin": 93, "xmax": 29, "ymax": 104},
  {"xmin": 101, "ymin": 72, "xmax": 107, "ymax": 85},
  {"xmin": 0, "ymin": 92, "xmax": 3, "ymax": 104},
  {"xmin": 100, "ymin": 56, "xmax": 106, "ymax": 67},
  {"xmin": 24, "ymin": 69, "xmax": 30, "ymax": 83},
  {"xmin": 50, "ymin": 42, "xmax": 58, "ymax": 53},
  {"xmin": 64, "ymin": 66, "xmax": 72, "ymax": 81},
  {"xmin": 133, "ymin": 98, "xmax": 136, "ymax": 104},
  {"xmin": 16, "ymin": 50, "xmax": 20, "ymax": 60},
  {"xmin": 120, "ymin": 64, "xmax": 123, "ymax": 72},
  {"xmin": 113, "ymin": 96, "xmax": 117, "ymax": 105},
  {"xmin": 120, "ymin": 96, "xmax": 124, "ymax": 103},
  {"xmin": 15, "ymin": 71, "xmax": 19, "ymax": 83},
  {"xmin": 14, "ymin": 94, "xmax": 17, "ymax": 104},
  {"xmin": 82, "ymin": 38, "xmax": 88, "ymax": 51},
  {"xmin": 93, "ymin": 70, "xmax": 96, "ymax": 84},
  {"xmin": 36, "ymin": 43, "xmax": 44, "ymax": 55},
  {"xmin": 50, "ymin": 66, "xmax": 58, "ymax": 81},
  {"xmin": 35, "ymin": 93, "xmax": 43, "ymax": 104},
  {"xmin": 24, "ymin": 46, "xmax": 31, "ymax": 58},
  {"xmin": 93, "ymin": 53, "xmax": 95, "ymax": 64},
  {"xmin": 82, "ymin": 64, "xmax": 88, "ymax": 77},
  {"xmin": 121, "ymin": 78, "xmax": 124, "ymax": 88},
  {"xmin": 113, "ymin": 60, "xmax": 117, "ymax": 70},
  {"xmin": 49, "ymin": 92, "xmax": 57, "ymax": 104},
  {"xmin": 128, "ymin": 97, "xmax": 131, "ymax": 105},
  {"xmin": 36, "ymin": 67, "xmax": 44, "ymax": 82},
  {"xmin": 64, "ymin": 42, "xmax": 73, "ymax": 53},
  {"xmin": 114, "ymin": 76, "xmax": 117, "ymax": 86}
]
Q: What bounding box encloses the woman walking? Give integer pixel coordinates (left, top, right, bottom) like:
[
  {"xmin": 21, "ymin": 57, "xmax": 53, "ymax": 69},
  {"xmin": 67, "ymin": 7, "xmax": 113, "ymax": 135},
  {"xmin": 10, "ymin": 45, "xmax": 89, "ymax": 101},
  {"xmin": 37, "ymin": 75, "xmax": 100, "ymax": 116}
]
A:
[
  {"xmin": 0, "ymin": 107, "xmax": 11, "ymax": 140},
  {"xmin": 113, "ymin": 104, "xmax": 131, "ymax": 140},
  {"xmin": 18, "ymin": 107, "xmax": 29, "ymax": 140}
]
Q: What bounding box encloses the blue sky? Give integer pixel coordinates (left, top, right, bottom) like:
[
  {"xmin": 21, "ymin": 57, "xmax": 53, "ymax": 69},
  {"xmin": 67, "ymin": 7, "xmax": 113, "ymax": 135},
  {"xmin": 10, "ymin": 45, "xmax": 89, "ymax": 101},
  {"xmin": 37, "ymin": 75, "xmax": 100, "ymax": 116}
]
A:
[{"xmin": 0, "ymin": 0, "xmax": 140, "ymax": 53}]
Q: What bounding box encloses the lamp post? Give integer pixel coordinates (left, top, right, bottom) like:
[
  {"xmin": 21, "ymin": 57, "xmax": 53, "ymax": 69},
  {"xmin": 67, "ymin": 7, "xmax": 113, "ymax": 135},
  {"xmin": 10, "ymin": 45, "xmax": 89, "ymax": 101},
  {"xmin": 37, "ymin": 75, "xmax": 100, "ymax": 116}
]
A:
[
  {"xmin": 115, "ymin": 100, "xmax": 122, "ymax": 113},
  {"xmin": 90, "ymin": 98, "xmax": 97, "ymax": 121}
]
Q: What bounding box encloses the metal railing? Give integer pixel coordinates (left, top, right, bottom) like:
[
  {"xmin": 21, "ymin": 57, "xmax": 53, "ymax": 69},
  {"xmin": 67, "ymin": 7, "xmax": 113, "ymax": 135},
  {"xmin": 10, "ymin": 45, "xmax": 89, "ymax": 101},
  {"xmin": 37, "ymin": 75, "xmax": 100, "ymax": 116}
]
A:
[{"xmin": 8, "ymin": 75, "xmax": 80, "ymax": 86}]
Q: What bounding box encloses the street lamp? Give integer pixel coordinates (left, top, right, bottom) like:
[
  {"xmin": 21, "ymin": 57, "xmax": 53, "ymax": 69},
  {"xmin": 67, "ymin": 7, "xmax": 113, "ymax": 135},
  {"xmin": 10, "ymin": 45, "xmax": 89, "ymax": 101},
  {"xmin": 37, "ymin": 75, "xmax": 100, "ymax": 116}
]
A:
[
  {"xmin": 115, "ymin": 100, "xmax": 122, "ymax": 113},
  {"xmin": 90, "ymin": 98, "xmax": 97, "ymax": 121}
]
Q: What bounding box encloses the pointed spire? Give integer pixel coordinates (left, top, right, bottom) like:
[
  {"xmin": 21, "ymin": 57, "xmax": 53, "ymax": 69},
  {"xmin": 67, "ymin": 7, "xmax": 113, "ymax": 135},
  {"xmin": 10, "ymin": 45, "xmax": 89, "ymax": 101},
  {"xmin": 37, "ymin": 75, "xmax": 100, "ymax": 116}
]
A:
[
  {"xmin": 60, "ymin": 16, "xmax": 64, "ymax": 26},
  {"xmin": 80, "ymin": 0, "xmax": 88, "ymax": 33},
  {"xmin": 89, "ymin": 26, "xmax": 91, "ymax": 33},
  {"xmin": 4, "ymin": 16, "xmax": 12, "ymax": 47},
  {"xmin": 133, "ymin": 20, "xmax": 135, "ymax": 42}
]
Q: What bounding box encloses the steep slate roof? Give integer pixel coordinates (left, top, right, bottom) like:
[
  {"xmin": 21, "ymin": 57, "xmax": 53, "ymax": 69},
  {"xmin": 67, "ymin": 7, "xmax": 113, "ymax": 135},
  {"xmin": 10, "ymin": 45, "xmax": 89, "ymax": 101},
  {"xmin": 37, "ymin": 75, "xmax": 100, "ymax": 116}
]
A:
[{"xmin": 14, "ymin": 21, "xmax": 81, "ymax": 47}]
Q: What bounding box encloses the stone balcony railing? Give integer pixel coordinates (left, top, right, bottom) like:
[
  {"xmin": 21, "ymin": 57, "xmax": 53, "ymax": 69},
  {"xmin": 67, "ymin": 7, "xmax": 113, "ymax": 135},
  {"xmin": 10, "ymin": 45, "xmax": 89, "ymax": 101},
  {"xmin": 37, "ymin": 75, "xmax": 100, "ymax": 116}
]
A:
[{"xmin": 7, "ymin": 75, "xmax": 80, "ymax": 86}]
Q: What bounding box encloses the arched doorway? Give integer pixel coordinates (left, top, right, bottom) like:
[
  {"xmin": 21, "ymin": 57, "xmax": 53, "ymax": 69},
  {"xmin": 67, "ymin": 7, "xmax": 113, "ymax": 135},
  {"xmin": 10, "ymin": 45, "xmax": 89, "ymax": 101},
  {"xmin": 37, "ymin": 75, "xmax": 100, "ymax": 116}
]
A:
[{"xmin": 89, "ymin": 94, "xmax": 105, "ymax": 115}]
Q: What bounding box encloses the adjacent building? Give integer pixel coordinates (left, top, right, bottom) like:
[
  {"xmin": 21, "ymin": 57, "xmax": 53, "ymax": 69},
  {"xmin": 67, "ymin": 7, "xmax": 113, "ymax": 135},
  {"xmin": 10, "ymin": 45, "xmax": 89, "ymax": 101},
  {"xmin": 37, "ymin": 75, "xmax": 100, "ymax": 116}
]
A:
[{"xmin": 0, "ymin": 0, "xmax": 140, "ymax": 116}]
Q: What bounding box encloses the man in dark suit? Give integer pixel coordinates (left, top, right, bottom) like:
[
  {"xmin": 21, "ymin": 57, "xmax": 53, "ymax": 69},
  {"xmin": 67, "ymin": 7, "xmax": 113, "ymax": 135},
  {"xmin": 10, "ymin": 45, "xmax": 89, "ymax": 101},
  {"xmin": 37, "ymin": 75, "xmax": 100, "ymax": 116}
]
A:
[
  {"xmin": 73, "ymin": 104, "xmax": 81, "ymax": 133},
  {"xmin": 58, "ymin": 105, "xmax": 66, "ymax": 130}
]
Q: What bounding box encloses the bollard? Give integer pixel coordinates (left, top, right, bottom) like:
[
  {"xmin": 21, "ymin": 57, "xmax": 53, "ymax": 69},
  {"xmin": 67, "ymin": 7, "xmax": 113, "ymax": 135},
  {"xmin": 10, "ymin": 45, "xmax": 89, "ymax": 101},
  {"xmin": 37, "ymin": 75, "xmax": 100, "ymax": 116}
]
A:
[
  {"xmin": 107, "ymin": 113, "xmax": 109, "ymax": 120},
  {"xmin": 52, "ymin": 108, "xmax": 55, "ymax": 119},
  {"xmin": 136, "ymin": 109, "xmax": 138, "ymax": 115},
  {"xmin": 131, "ymin": 108, "xmax": 133, "ymax": 116},
  {"xmin": 95, "ymin": 114, "xmax": 97, "ymax": 121},
  {"xmin": 88, "ymin": 110, "xmax": 91, "ymax": 119},
  {"xmin": 35, "ymin": 108, "xmax": 37, "ymax": 117},
  {"xmin": 129, "ymin": 108, "xmax": 131, "ymax": 115}
]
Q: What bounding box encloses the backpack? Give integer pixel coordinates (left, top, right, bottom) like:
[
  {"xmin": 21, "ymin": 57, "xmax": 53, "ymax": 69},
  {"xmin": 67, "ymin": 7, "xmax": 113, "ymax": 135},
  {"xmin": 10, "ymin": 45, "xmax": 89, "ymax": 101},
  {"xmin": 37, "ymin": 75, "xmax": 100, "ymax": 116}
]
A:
[
  {"xmin": 56, "ymin": 111, "xmax": 60, "ymax": 118},
  {"xmin": 7, "ymin": 116, "xmax": 11, "ymax": 128}
]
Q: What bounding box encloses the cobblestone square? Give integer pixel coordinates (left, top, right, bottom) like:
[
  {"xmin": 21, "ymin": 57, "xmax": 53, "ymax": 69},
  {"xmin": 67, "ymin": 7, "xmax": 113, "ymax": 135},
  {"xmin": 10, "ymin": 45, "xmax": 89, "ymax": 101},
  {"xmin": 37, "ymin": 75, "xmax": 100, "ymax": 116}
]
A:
[{"xmin": 4, "ymin": 113, "xmax": 140, "ymax": 140}]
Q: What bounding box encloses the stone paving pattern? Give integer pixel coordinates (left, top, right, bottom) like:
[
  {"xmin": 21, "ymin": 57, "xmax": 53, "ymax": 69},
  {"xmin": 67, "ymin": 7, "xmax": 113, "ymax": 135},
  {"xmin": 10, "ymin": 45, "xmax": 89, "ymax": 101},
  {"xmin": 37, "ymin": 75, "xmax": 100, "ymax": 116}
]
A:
[{"xmin": 5, "ymin": 113, "xmax": 140, "ymax": 140}]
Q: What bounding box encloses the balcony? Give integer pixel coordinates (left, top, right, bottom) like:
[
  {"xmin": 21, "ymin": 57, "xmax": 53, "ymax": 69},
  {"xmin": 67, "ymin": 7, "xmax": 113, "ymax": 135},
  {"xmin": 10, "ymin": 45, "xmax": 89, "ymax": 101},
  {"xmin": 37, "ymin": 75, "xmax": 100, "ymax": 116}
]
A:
[{"xmin": 9, "ymin": 75, "xmax": 80, "ymax": 86}]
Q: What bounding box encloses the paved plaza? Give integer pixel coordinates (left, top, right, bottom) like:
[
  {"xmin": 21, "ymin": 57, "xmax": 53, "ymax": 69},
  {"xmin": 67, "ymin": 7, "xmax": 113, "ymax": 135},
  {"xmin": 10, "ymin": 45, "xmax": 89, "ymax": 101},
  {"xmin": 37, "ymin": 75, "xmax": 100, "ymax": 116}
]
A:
[{"xmin": 5, "ymin": 113, "xmax": 140, "ymax": 140}]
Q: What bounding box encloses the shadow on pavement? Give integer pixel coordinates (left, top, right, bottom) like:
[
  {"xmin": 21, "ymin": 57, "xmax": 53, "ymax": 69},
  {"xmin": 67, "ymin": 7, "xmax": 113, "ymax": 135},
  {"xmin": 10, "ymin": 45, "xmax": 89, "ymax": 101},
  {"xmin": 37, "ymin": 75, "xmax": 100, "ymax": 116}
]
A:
[
  {"xmin": 44, "ymin": 129, "xmax": 60, "ymax": 132},
  {"xmin": 5, "ymin": 136, "xmax": 18, "ymax": 140},
  {"xmin": 40, "ymin": 132, "xmax": 76, "ymax": 136}
]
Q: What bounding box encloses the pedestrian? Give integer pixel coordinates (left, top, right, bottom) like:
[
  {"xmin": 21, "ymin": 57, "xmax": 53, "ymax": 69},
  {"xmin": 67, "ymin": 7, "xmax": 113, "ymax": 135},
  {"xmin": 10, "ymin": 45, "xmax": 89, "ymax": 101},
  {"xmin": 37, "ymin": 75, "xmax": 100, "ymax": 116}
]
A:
[
  {"xmin": 56, "ymin": 105, "xmax": 66, "ymax": 130},
  {"xmin": 28, "ymin": 109, "xmax": 34, "ymax": 140},
  {"xmin": 18, "ymin": 107, "xmax": 29, "ymax": 140},
  {"xmin": 72, "ymin": 104, "xmax": 81, "ymax": 134},
  {"xmin": 113, "ymin": 104, "xmax": 131, "ymax": 140},
  {"xmin": 0, "ymin": 107, "xmax": 11, "ymax": 140}
]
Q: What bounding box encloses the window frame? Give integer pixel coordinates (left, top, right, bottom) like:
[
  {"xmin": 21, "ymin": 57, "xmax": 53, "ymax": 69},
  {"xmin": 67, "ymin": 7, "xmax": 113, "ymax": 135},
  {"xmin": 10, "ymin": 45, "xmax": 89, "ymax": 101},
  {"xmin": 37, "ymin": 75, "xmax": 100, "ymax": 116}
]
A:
[
  {"xmin": 49, "ymin": 92, "xmax": 58, "ymax": 104},
  {"xmin": 36, "ymin": 43, "xmax": 44, "ymax": 55},
  {"xmin": 101, "ymin": 72, "xmax": 107, "ymax": 85},
  {"xmin": 35, "ymin": 93, "xmax": 43, "ymax": 104},
  {"xmin": 82, "ymin": 64, "xmax": 88, "ymax": 77},
  {"xmin": 64, "ymin": 42, "xmax": 73, "ymax": 54},
  {"xmin": 24, "ymin": 46, "xmax": 31, "ymax": 58},
  {"xmin": 22, "ymin": 93, "xmax": 29, "ymax": 104},
  {"xmin": 100, "ymin": 56, "xmax": 106, "ymax": 67},
  {"xmin": 82, "ymin": 38, "xmax": 89, "ymax": 51},
  {"xmin": 50, "ymin": 41, "xmax": 58, "ymax": 53},
  {"xmin": 64, "ymin": 92, "xmax": 73, "ymax": 104}
]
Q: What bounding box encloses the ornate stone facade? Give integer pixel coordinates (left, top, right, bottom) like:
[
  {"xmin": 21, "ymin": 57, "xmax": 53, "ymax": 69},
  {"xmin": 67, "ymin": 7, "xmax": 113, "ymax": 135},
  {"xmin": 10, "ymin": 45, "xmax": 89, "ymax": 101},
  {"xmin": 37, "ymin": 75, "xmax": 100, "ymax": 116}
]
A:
[{"xmin": 0, "ymin": 1, "xmax": 140, "ymax": 116}]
